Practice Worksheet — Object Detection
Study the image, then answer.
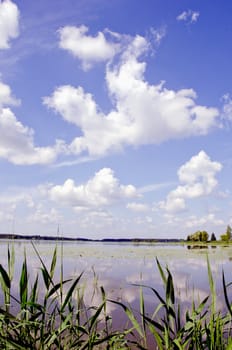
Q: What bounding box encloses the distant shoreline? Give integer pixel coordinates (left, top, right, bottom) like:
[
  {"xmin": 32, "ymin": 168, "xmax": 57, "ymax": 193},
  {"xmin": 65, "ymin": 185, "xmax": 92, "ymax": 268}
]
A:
[{"xmin": 0, "ymin": 233, "xmax": 182, "ymax": 243}]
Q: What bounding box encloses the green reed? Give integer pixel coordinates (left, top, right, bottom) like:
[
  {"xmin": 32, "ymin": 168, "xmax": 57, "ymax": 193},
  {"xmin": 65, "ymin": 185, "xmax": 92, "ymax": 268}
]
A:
[
  {"xmin": 0, "ymin": 243, "xmax": 129, "ymax": 349},
  {"xmin": 0, "ymin": 245, "xmax": 232, "ymax": 349},
  {"xmin": 112, "ymin": 257, "xmax": 232, "ymax": 349}
]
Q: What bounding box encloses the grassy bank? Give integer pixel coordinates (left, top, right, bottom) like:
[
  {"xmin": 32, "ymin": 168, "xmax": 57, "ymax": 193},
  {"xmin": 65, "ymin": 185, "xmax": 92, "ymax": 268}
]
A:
[{"xmin": 0, "ymin": 244, "xmax": 232, "ymax": 349}]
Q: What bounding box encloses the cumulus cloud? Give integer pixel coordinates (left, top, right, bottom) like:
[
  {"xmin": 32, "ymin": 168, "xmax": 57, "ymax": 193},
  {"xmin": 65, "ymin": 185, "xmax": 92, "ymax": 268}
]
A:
[
  {"xmin": 0, "ymin": 107, "xmax": 64, "ymax": 164},
  {"xmin": 45, "ymin": 34, "xmax": 219, "ymax": 160},
  {"xmin": 0, "ymin": 81, "xmax": 19, "ymax": 106},
  {"xmin": 0, "ymin": 25, "xmax": 221, "ymax": 166},
  {"xmin": 58, "ymin": 25, "xmax": 119, "ymax": 70},
  {"xmin": 50, "ymin": 168, "xmax": 138, "ymax": 209},
  {"xmin": 0, "ymin": 80, "xmax": 65, "ymax": 165},
  {"xmin": 0, "ymin": 0, "xmax": 19, "ymax": 49},
  {"xmin": 185, "ymin": 213, "xmax": 224, "ymax": 229},
  {"xmin": 159, "ymin": 151, "xmax": 222, "ymax": 213},
  {"xmin": 177, "ymin": 10, "xmax": 200, "ymax": 23}
]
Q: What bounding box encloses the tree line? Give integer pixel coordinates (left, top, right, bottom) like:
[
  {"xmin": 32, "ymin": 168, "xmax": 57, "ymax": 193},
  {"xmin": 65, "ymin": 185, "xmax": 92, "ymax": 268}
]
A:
[{"xmin": 186, "ymin": 225, "xmax": 232, "ymax": 242}]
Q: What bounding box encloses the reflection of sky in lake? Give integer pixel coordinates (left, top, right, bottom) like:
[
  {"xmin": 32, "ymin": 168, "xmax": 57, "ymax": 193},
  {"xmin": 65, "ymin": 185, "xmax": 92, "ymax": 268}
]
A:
[{"xmin": 0, "ymin": 241, "xmax": 232, "ymax": 324}]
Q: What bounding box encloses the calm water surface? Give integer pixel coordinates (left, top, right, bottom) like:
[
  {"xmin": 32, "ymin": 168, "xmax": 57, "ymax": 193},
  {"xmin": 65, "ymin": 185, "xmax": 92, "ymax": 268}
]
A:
[{"xmin": 0, "ymin": 240, "xmax": 232, "ymax": 323}]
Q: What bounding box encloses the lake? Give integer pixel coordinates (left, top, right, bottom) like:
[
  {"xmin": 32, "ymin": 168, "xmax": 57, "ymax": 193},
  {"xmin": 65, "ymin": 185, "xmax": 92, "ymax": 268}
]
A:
[{"xmin": 0, "ymin": 240, "xmax": 232, "ymax": 329}]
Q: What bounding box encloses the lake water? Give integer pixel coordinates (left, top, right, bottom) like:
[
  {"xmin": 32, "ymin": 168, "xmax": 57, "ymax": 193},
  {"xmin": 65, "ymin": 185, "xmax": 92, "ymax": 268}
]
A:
[{"xmin": 0, "ymin": 240, "xmax": 232, "ymax": 329}]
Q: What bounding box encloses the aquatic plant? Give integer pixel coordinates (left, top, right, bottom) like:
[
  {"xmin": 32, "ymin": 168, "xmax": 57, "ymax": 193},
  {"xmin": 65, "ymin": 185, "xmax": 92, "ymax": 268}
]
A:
[
  {"xmin": 0, "ymin": 244, "xmax": 130, "ymax": 349},
  {"xmin": 113, "ymin": 257, "xmax": 232, "ymax": 349},
  {"xmin": 0, "ymin": 244, "xmax": 232, "ymax": 349}
]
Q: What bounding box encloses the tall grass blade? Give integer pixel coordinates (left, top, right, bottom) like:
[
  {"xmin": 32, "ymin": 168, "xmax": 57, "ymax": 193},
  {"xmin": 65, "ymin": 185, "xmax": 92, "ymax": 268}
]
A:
[
  {"xmin": 32, "ymin": 241, "xmax": 53, "ymax": 290},
  {"xmin": 4, "ymin": 339, "xmax": 27, "ymax": 350},
  {"xmin": 50, "ymin": 245, "xmax": 57, "ymax": 280},
  {"xmin": 140, "ymin": 285, "xmax": 146, "ymax": 338},
  {"xmin": 29, "ymin": 274, "xmax": 38, "ymax": 305},
  {"xmin": 60, "ymin": 272, "xmax": 83, "ymax": 312},
  {"xmin": 0, "ymin": 263, "xmax": 11, "ymax": 307},
  {"xmin": 156, "ymin": 257, "xmax": 167, "ymax": 285},
  {"xmin": 0, "ymin": 307, "xmax": 15, "ymax": 319},
  {"xmin": 19, "ymin": 255, "xmax": 28, "ymax": 308},
  {"xmin": 167, "ymin": 268, "xmax": 175, "ymax": 305},
  {"xmin": 143, "ymin": 314, "xmax": 165, "ymax": 332},
  {"xmin": 0, "ymin": 264, "xmax": 11, "ymax": 289},
  {"xmin": 109, "ymin": 299, "xmax": 144, "ymax": 337},
  {"xmin": 41, "ymin": 266, "xmax": 51, "ymax": 290},
  {"xmin": 89, "ymin": 302, "xmax": 105, "ymax": 331},
  {"xmin": 45, "ymin": 313, "xmax": 72, "ymax": 348},
  {"xmin": 223, "ymin": 270, "xmax": 232, "ymax": 317},
  {"xmin": 8, "ymin": 244, "xmax": 15, "ymax": 281},
  {"xmin": 207, "ymin": 255, "xmax": 216, "ymax": 314},
  {"xmin": 47, "ymin": 278, "xmax": 72, "ymax": 299}
]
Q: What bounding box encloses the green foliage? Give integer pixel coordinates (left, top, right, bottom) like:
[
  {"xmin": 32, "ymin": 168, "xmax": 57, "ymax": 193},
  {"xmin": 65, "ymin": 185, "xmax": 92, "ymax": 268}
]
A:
[
  {"xmin": 0, "ymin": 245, "xmax": 232, "ymax": 349},
  {"xmin": 221, "ymin": 234, "xmax": 229, "ymax": 242},
  {"xmin": 226, "ymin": 225, "xmax": 232, "ymax": 240},
  {"xmin": 187, "ymin": 230, "xmax": 209, "ymax": 242},
  {"xmin": 210, "ymin": 232, "xmax": 217, "ymax": 241},
  {"xmin": 220, "ymin": 225, "xmax": 232, "ymax": 242},
  {"xmin": 0, "ymin": 244, "xmax": 128, "ymax": 349},
  {"xmin": 118, "ymin": 258, "xmax": 232, "ymax": 349}
]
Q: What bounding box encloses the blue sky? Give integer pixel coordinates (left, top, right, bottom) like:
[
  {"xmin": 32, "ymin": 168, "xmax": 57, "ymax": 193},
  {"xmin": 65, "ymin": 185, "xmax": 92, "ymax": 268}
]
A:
[{"xmin": 0, "ymin": 0, "xmax": 232, "ymax": 239}]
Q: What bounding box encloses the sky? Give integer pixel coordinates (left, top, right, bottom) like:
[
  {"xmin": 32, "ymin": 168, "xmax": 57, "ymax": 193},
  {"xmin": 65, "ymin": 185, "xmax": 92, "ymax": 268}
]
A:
[{"xmin": 0, "ymin": 0, "xmax": 232, "ymax": 239}]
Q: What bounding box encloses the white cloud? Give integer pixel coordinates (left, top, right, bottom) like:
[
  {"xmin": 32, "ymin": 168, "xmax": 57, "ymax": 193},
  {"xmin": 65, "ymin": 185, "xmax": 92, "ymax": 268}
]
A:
[
  {"xmin": 45, "ymin": 35, "xmax": 219, "ymax": 160},
  {"xmin": 120, "ymin": 34, "xmax": 149, "ymax": 61},
  {"xmin": 177, "ymin": 10, "xmax": 200, "ymax": 23},
  {"xmin": 0, "ymin": 0, "xmax": 19, "ymax": 49},
  {"xmin": 222, "ymin": 94, "xmax": 232, "ymax": 121},
  {"xmin": 0, "ymin": 80, "xmax": 66, "ymax": 165},
  {"xmin": 58, "ymin": 25, "xmax": 119, "ymax": 70},
  {"xmin": 185, "ymin": 213, "xmax": 224, "ymax": 229},
  {"xmin": 44, "ymin": 85, "xmax": 100, "ymax": 128},
  {"xmin": 0, "ymin": 107, "xmax": 63, "ymax": 164},
  {"xmin": 0, "ymin": 26, "xmax": 221, "ymax": 167},
  {"xmin": 159, "ymin": 151, "xmax": 222, "ymax": 213},
  {"xmin": 138, "ymin": 182, "xmax": 174, "ymax": 194},
  {"xmin": 50, "ymin": 168, "xmax": 138, "ymax": 209},
  {"xmin": 58, "ymin": 25, "xmax": 163, "ymax": 70},
  {"xmin": 0, "ymin": 191, "xmax": 34, "ymax": 208},
  {"xmin": 150, "ymin": 26, "xmax": 166, "ymax": 45},
  {"xmin": 0, "ymin": 81, "xmax": 20, "ymax": 106},
  {"xmin": 160, "ymin": 197, "xmax": 186, "ymax": 213},
  {"xmin": 127, "ymin": 202, "xmax": 149, "ymax": 212},
  {"xmin": 29, "ymin": 205, "xmax": 61, "ymax": 225}
]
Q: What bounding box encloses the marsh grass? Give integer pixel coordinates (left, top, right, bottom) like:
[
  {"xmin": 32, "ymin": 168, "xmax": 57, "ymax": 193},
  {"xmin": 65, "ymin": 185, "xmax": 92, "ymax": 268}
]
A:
[
  {"xmin": 112, "ymin": 257, "xmax": 232, "ymax": 349},
  {"xmin": 0, "ymin": 243, "xmax": 130, "ymax": 349},
  {"xmin": 0, "ymin": 245, "xmax": 232, "ymax": 349}
]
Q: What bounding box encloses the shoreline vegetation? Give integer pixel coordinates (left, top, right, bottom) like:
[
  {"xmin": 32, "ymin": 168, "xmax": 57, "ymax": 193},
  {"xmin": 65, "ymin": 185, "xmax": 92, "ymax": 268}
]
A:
[
  {"xmin": 0, "ymin": 233, "xmax": 182, "ymax": 243},
  {"xmin": 1, "ymin": 233, "xmax": 232, "ymax": 246},
  {"xmin": 0, "ymin": 245, "xmax": 232, "ymax": 349}
]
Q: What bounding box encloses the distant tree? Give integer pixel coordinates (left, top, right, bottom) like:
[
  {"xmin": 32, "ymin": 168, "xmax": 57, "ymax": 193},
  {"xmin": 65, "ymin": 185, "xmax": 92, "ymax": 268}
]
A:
[
  {"xmin": 220, "ymin": 234, "xmax": 228, "ymax": 242},
  {"xmin": 210, "ymin": 232, "xmax": 217, "ymax": 241},
  {"xmin": 226, "ymin": 225, "xmax": 232, "ymax": 240},
  {"xmin": 220, "ymin": 225, "xmax": 232, "ymax": 242},
  {"xmin": 201, "ymin": 231, "xmax": 209, "ymax": 242},
  {"xmin": 187, "ymin": 230, "xmax": 209, "ymax": 242},
  {"xmin": 189, "ymin": 231, "xmax": 200, "ymax": 241}
]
